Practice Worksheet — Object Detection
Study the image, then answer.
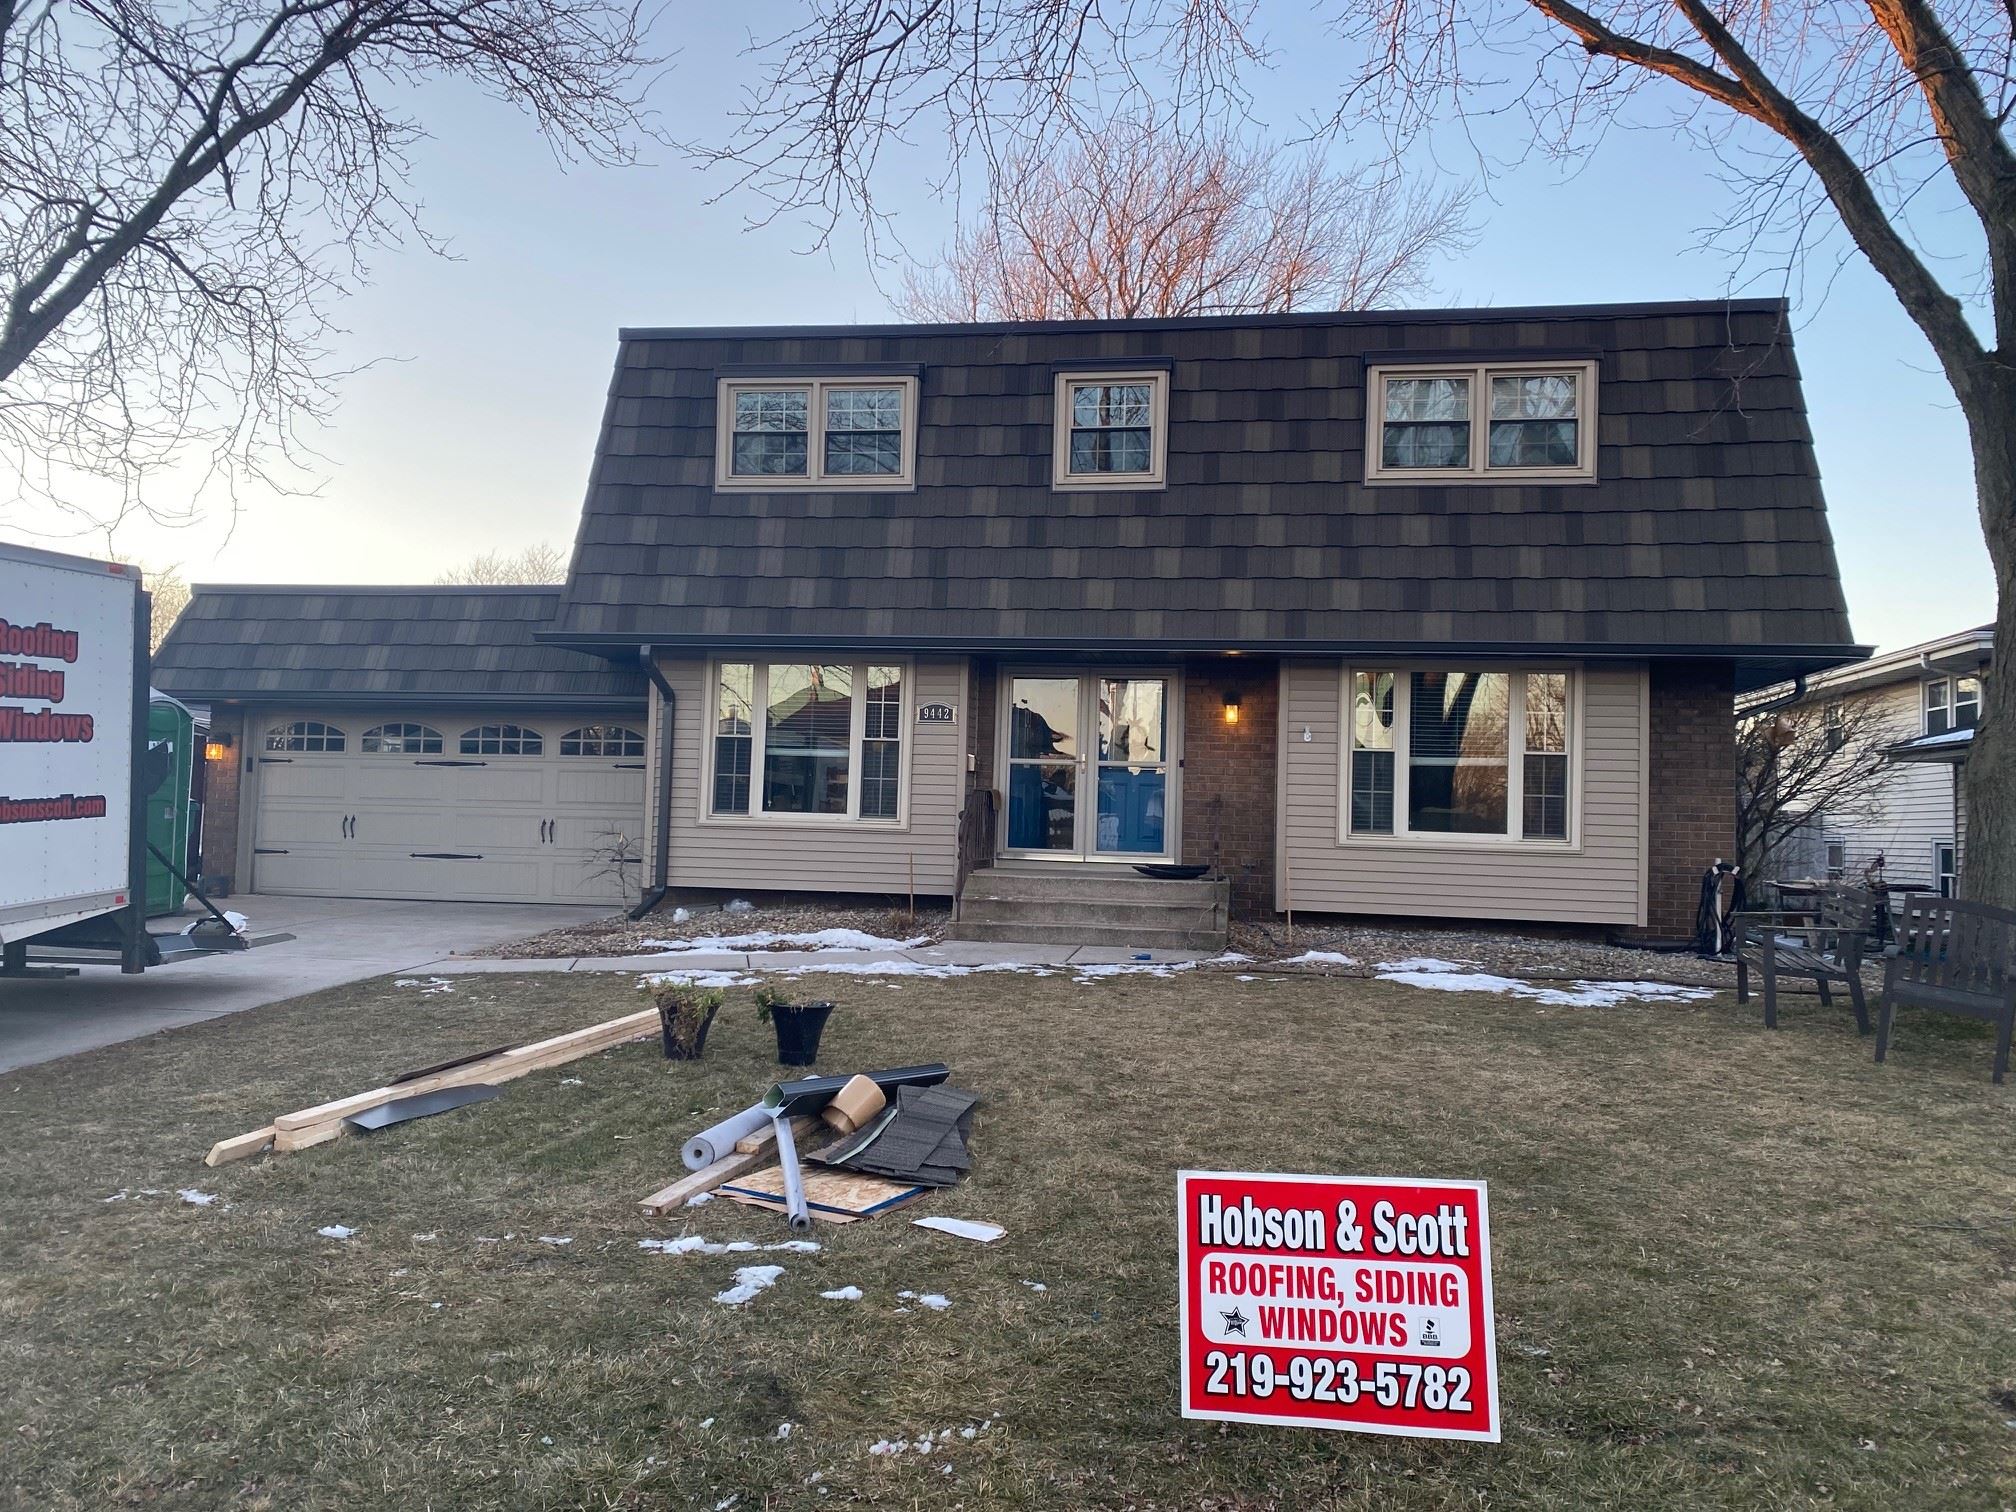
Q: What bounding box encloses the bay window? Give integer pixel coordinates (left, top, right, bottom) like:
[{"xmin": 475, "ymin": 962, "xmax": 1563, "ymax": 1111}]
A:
[
  {"xmin": 709, "ymin": 661, "xmax": 907, "ymax": 822},
  {"xmin": 1345, "ymin": 669, "xmax": 1575, "ymax": 843}
]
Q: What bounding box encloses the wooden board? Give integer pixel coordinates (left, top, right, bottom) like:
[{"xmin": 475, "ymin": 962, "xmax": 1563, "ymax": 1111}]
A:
[
  {"xmin": 637, "ymin": 1145, "xmax": 777, "ymax": 1216},
  {"xmin": 721, "ymin": 1165, "xmax": 929, "ymax": 1217},
  {"xmin": 733, "ymin": 1116, "xmax": 816, "ymax": 1155},
  {"xmin": 204, "ymin": 1126, "xmax": 275, "ymax": 1166}
]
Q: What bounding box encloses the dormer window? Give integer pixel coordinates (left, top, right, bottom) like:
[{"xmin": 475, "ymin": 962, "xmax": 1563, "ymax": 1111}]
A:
[
  {"xmin": 1366, "ymin": 361, "xmax": 1598, "ymax": 483},
  {"xmin": 715, "ymin": 377, "xmax": 919, "ymax": 490},
  {"xmin": 1053, "ymin": 371, "xmax": 1169, "ymax": 490}
]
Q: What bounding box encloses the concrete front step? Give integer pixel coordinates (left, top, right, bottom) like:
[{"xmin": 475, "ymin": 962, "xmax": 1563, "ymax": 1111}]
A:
[{"xmin": 951, "ymin": 867, "xmax": 1230, "ymax": 951}]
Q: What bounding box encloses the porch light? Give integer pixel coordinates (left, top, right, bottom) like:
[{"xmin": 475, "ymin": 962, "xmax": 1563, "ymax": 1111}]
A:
[
  {"xmin": 1222, "ymin": 692, "xmax": 1242, "ymax": 726},
  {"xmin": 204, "ymin": 732, "xmax": 233, "ymax": 761}
]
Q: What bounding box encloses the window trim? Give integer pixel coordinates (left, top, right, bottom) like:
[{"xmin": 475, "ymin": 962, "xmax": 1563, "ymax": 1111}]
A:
[
  {"xmin": 559, "ymin": 724, "xmax": 646, "ymax": 758},
  {"xmin": 1364, "ymin": 360, "xmax": 1599, "ymax": 484},
  {"xmin": 457, "ymin": 723, "xmax": 544, "ymax": 757},
  {"xmin": 1924, "ymin": 674, "xmax": 1982, "ymax": 736},
  {"xmin": 361, "ymin": 722, "xmax": 444, "ymax": 755},
  {"xmin": 1051, "ymin": 370, "xmax": 1170, "ymax": 491},
  {"xmin": 701, "ymin": 658, "xmax": 915, "ymax": 828},
  {"xmin": 713, "ymin": 376, "xmax": 919, "ymax": 491},
  {"xmin": 266, "ymin": 719, "xmax": 346, "ymax": 753},
  {"xmin": 1935, "ymin": 839, "xmax": 1958, "ymax": 898},
  {"xmin": 1336, "ymin": 666, "xmax": 1584, "ymax": 849}
]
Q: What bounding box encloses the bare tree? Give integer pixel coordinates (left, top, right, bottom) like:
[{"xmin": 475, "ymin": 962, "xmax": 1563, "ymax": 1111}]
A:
[
  {"xmin": 1737, "ymin": 698, "xmax": 1902, "ymax": 883},
  {"xmin": 0, "ymin": 0, "xmax": 657, "ymax": 535},
  {"xmin": 435, "ymin": 542, "xmax": 569, "ymax": 585},
  {"xmin": 711, "ymin": 1, "xmax": 2016, "ymax": 908},
  {"xmin": 897, "ymin": 118, "xmax": 1470, "ymax": 321}
]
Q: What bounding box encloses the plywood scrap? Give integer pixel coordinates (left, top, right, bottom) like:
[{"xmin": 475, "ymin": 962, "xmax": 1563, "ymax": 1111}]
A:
[
  {"xmin": 721, "ymin": 1165, "xmax": 929, "ymax": 1219},
  {"xmin": 204, "ymin": 1126, "xmax": 275, "ymax": 1167}
]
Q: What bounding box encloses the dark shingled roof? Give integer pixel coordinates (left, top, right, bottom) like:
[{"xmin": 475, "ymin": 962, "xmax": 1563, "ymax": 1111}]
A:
[
  {"xmin": 549, "ymin": 299, "xmax": 1860, "ymax": 684},
  {"xmin": 153, "ymin": 586, "xmax": 645, "ymax": 704}
]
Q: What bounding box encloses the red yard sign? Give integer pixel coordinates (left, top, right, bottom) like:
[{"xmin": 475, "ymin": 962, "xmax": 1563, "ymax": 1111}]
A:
[{"xmin": 1177, "ymin": 1171, "xmax": 1500, "ymax": 1442}]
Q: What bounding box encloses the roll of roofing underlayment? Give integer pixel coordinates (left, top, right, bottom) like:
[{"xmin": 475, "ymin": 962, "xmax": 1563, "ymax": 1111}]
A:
[{"xmin": 681, "ymin": 1102, "xmax": 771, "ymax": 1171}]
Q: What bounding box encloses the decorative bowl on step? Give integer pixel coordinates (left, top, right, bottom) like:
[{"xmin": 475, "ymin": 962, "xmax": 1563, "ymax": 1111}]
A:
[{"xmin": 1133, "ymin": 863, "xmax": 1212, "ymax": 880}]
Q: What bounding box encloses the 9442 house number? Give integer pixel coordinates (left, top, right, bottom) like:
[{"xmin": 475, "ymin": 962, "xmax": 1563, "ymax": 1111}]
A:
[{"xmin": 1202, "ymin": 1352, "xmax": 1475, "ymax": 1413}]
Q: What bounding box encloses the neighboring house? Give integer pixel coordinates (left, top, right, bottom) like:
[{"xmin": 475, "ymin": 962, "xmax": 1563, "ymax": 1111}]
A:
[
  {"xmin": 1754, "ymin": 627, "xmax": 1990, "ymax": 894},
  {"xmin": 155, "ymin": 298, "xmax": 1863, "ymax": 937}
]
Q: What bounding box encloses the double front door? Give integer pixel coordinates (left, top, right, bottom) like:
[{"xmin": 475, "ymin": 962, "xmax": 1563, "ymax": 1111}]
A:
[{"xmin": 1002, "ymin": 673, "xmax": 1177, "ymax": 861}]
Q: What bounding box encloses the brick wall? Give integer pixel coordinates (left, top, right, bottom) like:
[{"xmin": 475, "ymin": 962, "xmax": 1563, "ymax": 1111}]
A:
[
  {"xmin": 1180, "ymin": 660, "xmax": 1280, "ymax": 916},
  {"xmin": 197, "ymin": 706, "xmax": 246, "ymax": 888},
  {"xmin": 1641, "ymin": 661, "xmax": 1737, "ymax": 939}
]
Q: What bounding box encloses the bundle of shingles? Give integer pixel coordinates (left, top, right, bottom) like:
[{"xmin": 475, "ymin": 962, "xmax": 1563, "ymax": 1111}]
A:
[{"xmin": 811, "ymin": 1085, "xmax": 978, "ymax": 1186}]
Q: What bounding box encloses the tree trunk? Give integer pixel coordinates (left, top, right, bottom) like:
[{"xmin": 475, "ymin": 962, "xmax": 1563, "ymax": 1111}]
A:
[{"xmin": 1960, "ymin": 362, "xmax": 2016, "ymax": 909}]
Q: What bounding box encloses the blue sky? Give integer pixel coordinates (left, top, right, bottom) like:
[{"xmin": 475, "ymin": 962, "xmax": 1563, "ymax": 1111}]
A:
[{"xmin": 12, "ymin": 5, "xmax": 1992, "ymax": 654}]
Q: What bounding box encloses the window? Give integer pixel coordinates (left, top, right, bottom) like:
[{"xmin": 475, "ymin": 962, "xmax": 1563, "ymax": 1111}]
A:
[
  {"xmin": 1366, "ymin": 361, "xmax": 1597, "ymax": 483},
  {"xmin": 361, "ymin": 722, "xmax": 443, "ymax": 755},
  {"xmin": 715, "ymin": 377, "xmax": 919, "ymax": 489},
  {"xmin": 1936, "ymin": 841, "xmax": 1958, "ymax": 898},
  {"xmin": 266, "ymin": 720, "xmax": 344, "ymax": 753},
  {"xmin": 1342, "ymin": 669, "xmax": 1575, "ymax": 843},
  {"xmin": 459, "ymin": 724, "xmax": 543, "ymax": 756},
  {"xmin": 707, "ymin": 660, "xmax": 907, "ymax": 822},
  {"xmin": 1825, "ymin": 838, "xmax": 1848, "ymax": 882},
  {"xmin": 560, "ymin": 725, "xmax": 646, "ymax": 758},
  {"xmin": 1926, "ymin": 675, "xmax": 1982, "ymax": 736},
  {"xmin": 1053, "ymin": 371, "xmax": 1169, "ymax": 489},
  {"xmin": 1823, "ymin": 702, "xmax": 1845, "ymax": 753}
]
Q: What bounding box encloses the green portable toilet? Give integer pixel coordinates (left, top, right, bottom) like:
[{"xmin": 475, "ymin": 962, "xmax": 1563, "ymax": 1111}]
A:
[{"xmin": 145, "ymin": 691, "xmax": 196, "ymax": 916}]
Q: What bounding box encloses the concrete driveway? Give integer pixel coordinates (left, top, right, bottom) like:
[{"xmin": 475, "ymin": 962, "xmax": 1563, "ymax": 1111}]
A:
[{"xmin": 0, "ymin": 895, "xmax": 610, "ymax": 1073}]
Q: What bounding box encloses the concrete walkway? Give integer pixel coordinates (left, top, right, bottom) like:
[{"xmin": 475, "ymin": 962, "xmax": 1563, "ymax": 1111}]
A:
[
  {"xmin": 0, "ymin": 895, "xmax": 608, "ymax": 1072},
  {"xmin": 419, "ymin": 941, "xmax": 1217, "ymax": 975}
]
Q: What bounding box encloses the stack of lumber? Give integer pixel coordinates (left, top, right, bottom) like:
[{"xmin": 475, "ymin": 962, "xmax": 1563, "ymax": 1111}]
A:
[
  {"xmin": 636, "ymin": 1115, "xmax": 816, "ymax": 1216},
  {"xmin": 203, "ymin": 1007, "xmax": 661, "ymax": 1166}
]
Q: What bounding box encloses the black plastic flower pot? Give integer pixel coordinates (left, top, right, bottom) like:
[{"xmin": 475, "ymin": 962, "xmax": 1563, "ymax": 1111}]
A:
[
  {"xmin": 657, "ymin": 1000, "xmax": 719, "ymax": 1061},
  {"xmin": 770, "ymin": 1002, "xmax": 836, "ymax": 1067}
]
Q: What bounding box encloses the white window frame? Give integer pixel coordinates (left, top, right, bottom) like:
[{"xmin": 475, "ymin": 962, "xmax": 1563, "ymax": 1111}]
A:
[
  {"xmin": 1824, "ymin": 837, "xmax": 1848, "ymax": 882},
  {"xmin": 1935, "ymin": 839, "xmax": 1958, "ymax": 897},
  {"xmin": 1337, "ymin": 667, "xmax": 1583, "ymax": 848},
  {"xmin": 1925, "ymin": 674, "xmax": 1982, "ymax": 735},
  {"xmin": 1364, "ymin": 360, "xmax": 1599, "ymax": 484},
  {"xmin": 701, "ymin": 659, "xmax": 914, "ymax": 827},
  {"xmin": 713, "ymin": 376, "xmax": 920, "ymax": 491},
  {"xmin": 1052, "ymin": 370, "xmax": 1170, "ymax": 491}
]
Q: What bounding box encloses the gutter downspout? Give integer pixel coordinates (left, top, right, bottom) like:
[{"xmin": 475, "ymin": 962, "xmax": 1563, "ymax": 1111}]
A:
[{"xmin": 628, "ymin": 646, "xmax": 676, "ymax": 922}]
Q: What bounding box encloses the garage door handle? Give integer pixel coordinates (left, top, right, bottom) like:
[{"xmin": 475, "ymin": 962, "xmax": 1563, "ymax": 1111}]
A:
[
  {"xmin": 411, "ymin": 851, "xmax": 483, "ymax": 860},
  {"xmin": 613, "ymin": 762, "xmax": 645, "ymax": 770},
  {"xmin": 259, "ymin": 756, "xmax": 293, "ymax": 764},
  {"xmin": 254, "ymin": 847, "xmax": 289, "ymax": 855}
]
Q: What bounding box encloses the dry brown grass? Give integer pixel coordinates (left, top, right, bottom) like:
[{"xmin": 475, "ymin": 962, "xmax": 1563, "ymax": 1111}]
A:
[{"xmin": 1, "ymin": 966, "xmax": 2013, "ymax": 1508}]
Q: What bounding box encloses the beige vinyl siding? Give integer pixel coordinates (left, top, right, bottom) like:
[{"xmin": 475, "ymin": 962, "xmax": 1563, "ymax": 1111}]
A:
[
  {"xmin": 1277, "ymin": 662, "xmax": 1648, "ymax": 926},
  {"xmin": 1822, "ymin": 681, "xmax": 1958, "ymax": 889},
  {"xmin": 656, "ymin": 655, "xmax": 963, "ymax": 895}
]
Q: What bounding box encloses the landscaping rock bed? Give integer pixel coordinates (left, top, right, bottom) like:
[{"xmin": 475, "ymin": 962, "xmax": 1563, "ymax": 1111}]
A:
[{"xmin": 492, "ymin": 902, "xmax": 952, "ymax": 959}]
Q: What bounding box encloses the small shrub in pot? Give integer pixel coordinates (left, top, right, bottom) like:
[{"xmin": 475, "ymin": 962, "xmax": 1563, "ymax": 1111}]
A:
[
  {"xmin": 648, "ymin": 983, "xmax": 723, "ymax": 1061},
  {"xmin": 755, "ymin": 985, "xmax": 836, "ymax": 1067}
]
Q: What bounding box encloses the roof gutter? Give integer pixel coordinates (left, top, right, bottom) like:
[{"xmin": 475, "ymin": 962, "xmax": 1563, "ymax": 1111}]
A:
[{"xmin": 629, "ymin": 646, "xmax": 676, "ymax": 921}]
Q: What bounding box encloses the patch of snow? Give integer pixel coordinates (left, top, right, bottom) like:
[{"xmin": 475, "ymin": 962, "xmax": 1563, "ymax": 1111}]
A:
[
  {"xmin": 639, "ymin": 969, "xmax": 759, "ymax": 989},
  {"xmin": 1373, "ymin": 959, "xmax": 1715, "ymax": 1009},
  {"xmin": 537, "ymin": 1235, "xmax": 572, "ymax": 1247},
  {"xmin": 915, "ymin": 1293, "xmax": 952, "ymax": 1311},
  {"xmin": 1276, "ymin": 950, "xmax": 1358, "ymax": 966},
  {"xmin": 699, "ymin": 1417, "xmax": 715, "ymax": 1429},
  {"xmin": 392, "ymin": 976, "xmax": 456, "ymax": 995},
  {"xmin": 559, "ymin": 1077, "xmax": 584, "ymax": 1087},
  {"xmin": 724, "ymin": 898, "xmax": 756, "ymax": 913},
  {"xmin": 1235, "ymin": 974, "xmax": 1258, "ymax": 982},
  {"xmin": 646, "ymin": 928, "xmax": 932, "ymax": 955},
  {"xmin": 317, "ymin": 1224, "xmax": 357, "ymax": 1240},
  {"xmin": 714, "ymin": 1494, "xmax": 737, "ymax": 1510},
  {"xmin": 412, "ymin": 1232, "xmax": 438, "ymax": 1242},
  {"xmin": 1209, "ymin": 951, "xmax": 1255, "ymax": 963},
  {"xmin": 101, "ymin": 1191, "xmax": 127, "ymax": 1202},
  {"xmin": 773, "ymin": 1422, "xmax": 793, "ymax": 1440},
  {"xmin": 820, "ymin": 1285, "xmax": 864, "ymax": 1301},
  {"xmin": 1378, "ymin": 956, "xmax": 1473, "ymax": 974},
  {"xmin": 1070, "ymin": 961, "xmax": 1199, "ymax": 981},
  {"xmin": 959, "ymin": 1426, "xmax": 978, "ymax": 1439},
  {"xmin": 714, "ymin": 1264, "xmax": 785, "ymax": 1306},
  {"xmin": 684, "ymin": 1192, "xmax": 714, "ymax": 1207},
  {"xmin": 177, "ymin": 1189, "xmax": 219, "ymax": 1206},
  {"xmin": 1019, "ymin": 1280, "xmax": 1047, "ymax": 1293},
  {"xmin": 641, "ymin": 1236, "xmax": 820, "ymax": 1258},
  {"xmin": 430, "ymin": 1302, "xmax": 444, "ymax": 1310}
]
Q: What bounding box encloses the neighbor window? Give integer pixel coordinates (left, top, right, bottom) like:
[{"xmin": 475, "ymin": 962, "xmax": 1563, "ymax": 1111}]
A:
[
  {"xmin": 1366, "ymin": 361, "xmax": 1597, "ymax": 482},
  {"xmin": 361, "ymin": 722, "xmax": 443, "ymax": 755},
  {"xmin": 1823, "ymin": 702, "xmax": 1845, "ymax": 752},
  {"xmin": 1343, "ymin": 669, "xmax": 1575, "ymax": 843},
  {"xmin": 708, "ymin": 660, "xmax": 907, "ymax": 822},
  {"xmin": 1825, "ymin": 838, "xmax": 1848, "ymax": 881},
  {"xmin": 1936, "ymin": 841, "xmax": 1958, "ymax": 898},
  {"xmin": 459, "ymin": 723, "xmax": 542, "ymax": 756},
  {"xmin": 1925, "ymin": 674, "xmax": 1982, "ymax": 736},
  {"xmin": 715, "ymin": 377, "xmax": 919, "ymax": 488},
  {"xmin": 266, "ymin": 720, "xmax": 344, "ymax": 753},
  {"xmin": 1053, "ymin": 371, "xmax": 1169, "ymax": 489}
]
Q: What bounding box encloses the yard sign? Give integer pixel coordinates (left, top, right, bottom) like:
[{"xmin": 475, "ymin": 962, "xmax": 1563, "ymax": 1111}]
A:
[{"xmin": 1177, "ymin": 1171, "xmax": 1499, "ymax": 1442}]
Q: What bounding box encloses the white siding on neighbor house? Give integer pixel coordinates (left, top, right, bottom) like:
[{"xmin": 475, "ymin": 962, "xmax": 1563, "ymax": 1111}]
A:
[
  {"xmin": 1276, "ymin": 662, "xmax": 1649, "ymax": 926},
  {"xmin": 650, "ymin": 656, "xmax": 965, "ymax": 895},
  {"xmin": 1817, "ymin": 680, "xmax": 1958, "ymax": 889}
]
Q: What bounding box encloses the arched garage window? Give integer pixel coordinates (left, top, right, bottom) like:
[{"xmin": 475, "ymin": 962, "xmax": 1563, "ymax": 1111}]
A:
[
  {"xmin": 362, "ymin": 723, "xmax": 444, "ymax": 754},
  {"xmin": 266, "ymin": 720, "xmax": 345, "ymax": 753},
  {"xmin": 560, "ymin": 725, "xmax": 646, "ymax": 757},
  {"xmin": 459, "ymin": 724, "xmax": 543, "ymax": 756}
]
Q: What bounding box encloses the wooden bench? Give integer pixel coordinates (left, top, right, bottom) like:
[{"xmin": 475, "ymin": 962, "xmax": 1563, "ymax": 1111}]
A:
[
  {"xmin": 1732, "ymin": 886, "xmax": 1876, "ymax": 1033},
  {"xmin": 1879, "ymin": 895, "xmax": 2016, "ymax": 1084}
]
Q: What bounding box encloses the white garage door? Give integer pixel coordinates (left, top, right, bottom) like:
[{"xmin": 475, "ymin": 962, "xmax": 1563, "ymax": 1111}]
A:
[{"xmin": 248, "ymin": 711, "xmax": 648, "ymax": 905}]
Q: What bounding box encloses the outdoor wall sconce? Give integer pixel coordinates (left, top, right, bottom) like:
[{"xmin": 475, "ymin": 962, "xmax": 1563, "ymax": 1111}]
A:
[
  {"xmin": 204, "ymin": 732, "xmax": 233, "ymax": 762},
  {"xmin": 1222, "ymin": 692, "xmax": 1242, "ymax": 726}
]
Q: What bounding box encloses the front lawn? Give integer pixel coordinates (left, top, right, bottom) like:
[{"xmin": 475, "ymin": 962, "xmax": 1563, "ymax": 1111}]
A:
[{"xmin": 2, "ymin": 964, "xmax": 2013, "ymax": 1509}]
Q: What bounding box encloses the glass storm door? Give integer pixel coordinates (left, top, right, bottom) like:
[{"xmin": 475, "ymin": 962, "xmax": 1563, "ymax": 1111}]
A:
[{"xmin": 1003, "ymin": 674, "xmax": 1173, "ymax": 860}]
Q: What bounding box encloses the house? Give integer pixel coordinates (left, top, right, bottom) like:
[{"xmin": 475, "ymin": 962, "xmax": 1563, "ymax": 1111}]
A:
[
  {"xmin": 154, "ymin": 298, "xmax": 1863, "ymax": 939},
  {"xmin": 1748, "ymin": 626, "xmax": 1990, "ymax": 894}
]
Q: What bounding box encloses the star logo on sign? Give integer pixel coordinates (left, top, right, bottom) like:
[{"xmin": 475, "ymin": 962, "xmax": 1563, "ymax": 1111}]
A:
[{"xmin": 1220, "ymin": 1308, "xmax": 1248, "ymax": 1336}]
